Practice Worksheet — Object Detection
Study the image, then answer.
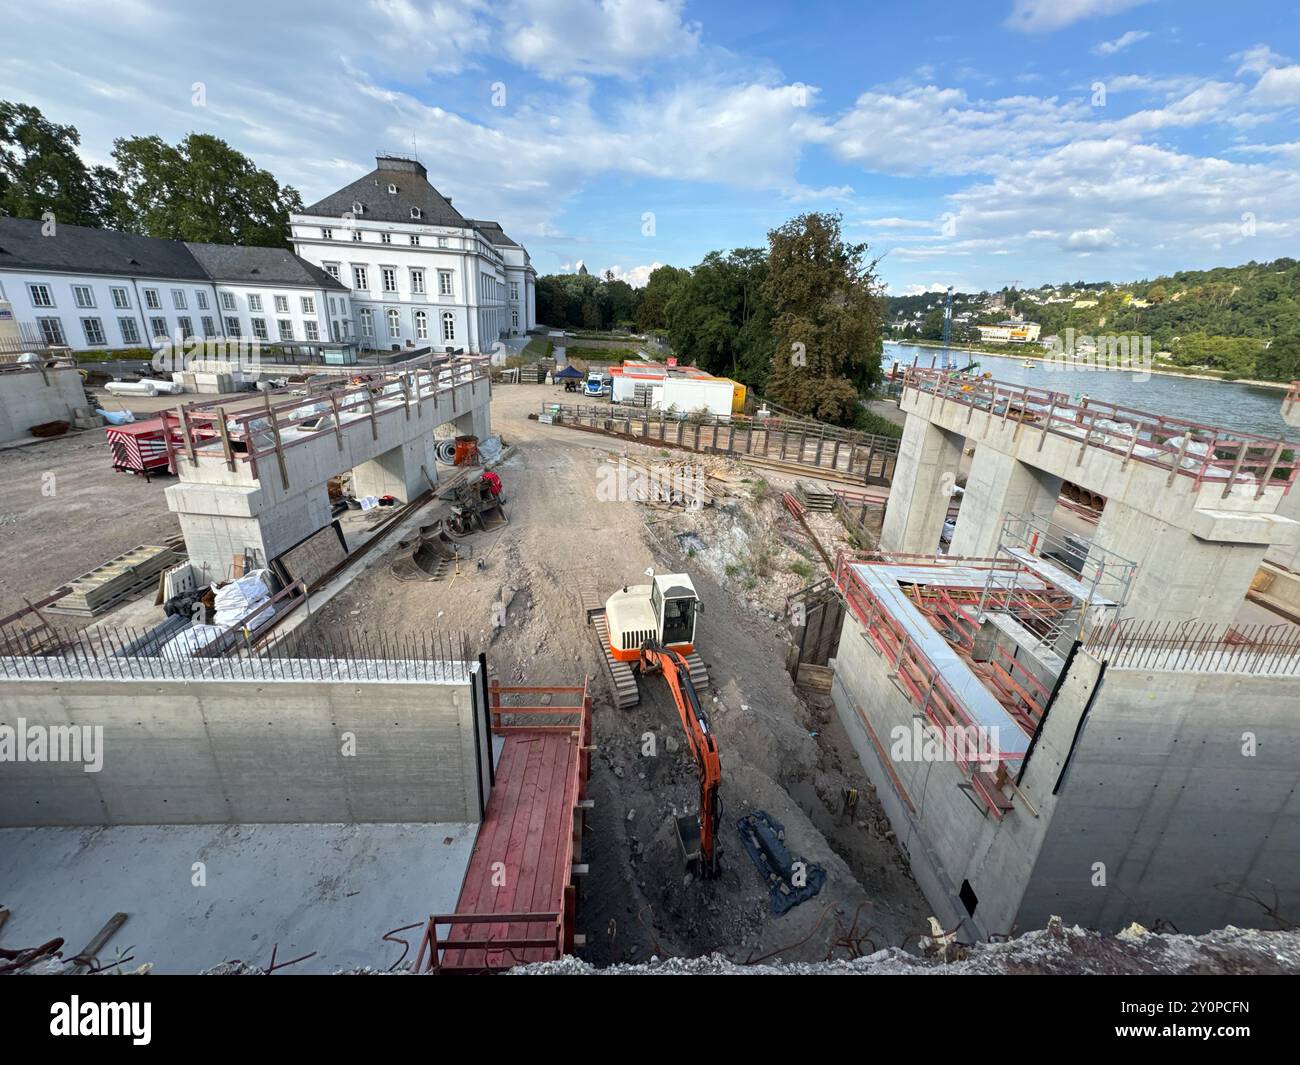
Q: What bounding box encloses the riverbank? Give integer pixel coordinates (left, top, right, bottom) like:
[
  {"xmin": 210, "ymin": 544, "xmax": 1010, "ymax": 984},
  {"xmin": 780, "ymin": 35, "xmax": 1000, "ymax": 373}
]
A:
[{"xmin": 885, "ymin": 339, "xmax": 1293, "ymax": 391}]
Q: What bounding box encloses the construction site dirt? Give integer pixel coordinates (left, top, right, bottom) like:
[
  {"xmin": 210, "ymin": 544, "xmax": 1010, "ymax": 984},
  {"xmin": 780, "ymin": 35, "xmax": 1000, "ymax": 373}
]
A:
[{"xmin": 307, "ymin": 383, "xmax": 931, "ymax": 965}]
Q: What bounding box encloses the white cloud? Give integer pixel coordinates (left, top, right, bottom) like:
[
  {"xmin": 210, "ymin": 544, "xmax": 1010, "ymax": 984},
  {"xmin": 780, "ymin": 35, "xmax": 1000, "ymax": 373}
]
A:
[
  {"xmin": 1006, "ymin": 0, "xmax": 1153, "ymax": 34},
  {"xmin": 502, "ymin": 0, "xmax": 700, "ymax": 78},
  {"xmin": 1063, "ymin": 227, "xmax": 1117, "ymax": 250},
  {"xmin": 602, "ymin": 262, "xmax": 662, "ymax": 287},
  {"xmin": 1249, "ymin": 65, "xmax": 1300, "ymax": 107},
  {"xmin": 1093, "ymin": 30, "xmax": 1149, "ymax": 56},
  {"xmin": 1234, "ymin": 44, "xmax": 1289, "ymax": 76}
]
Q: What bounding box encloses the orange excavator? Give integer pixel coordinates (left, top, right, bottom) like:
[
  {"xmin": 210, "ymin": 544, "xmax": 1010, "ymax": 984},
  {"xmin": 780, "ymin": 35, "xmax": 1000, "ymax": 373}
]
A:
[{"xmin": 638, "ymin": 640, "xmax": 723, "ymax": 879}]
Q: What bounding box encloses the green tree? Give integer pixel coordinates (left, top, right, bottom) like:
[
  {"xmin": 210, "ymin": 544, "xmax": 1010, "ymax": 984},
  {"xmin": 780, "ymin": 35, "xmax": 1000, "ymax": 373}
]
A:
[
  {"xmin": 762, "ymin": 212, "xmax": 884, "ymax": 424},
  {"xmin": 111, "ymin": 133, "xmax": 302, "ymax": 247},
  {"xmin": 636, "ymin": 265, "xmax": 689, "ymax": 332},
  {"xmin": 0, "ymin": 100, "xmax": 123, "ymax": 227},
  {"xmin": 1257, "ymin": 334, "xmax": 1300, "ymax": 382},
  {"xmin": 665, "ymin": 248, "xmax": 772, "ymax": 390}
]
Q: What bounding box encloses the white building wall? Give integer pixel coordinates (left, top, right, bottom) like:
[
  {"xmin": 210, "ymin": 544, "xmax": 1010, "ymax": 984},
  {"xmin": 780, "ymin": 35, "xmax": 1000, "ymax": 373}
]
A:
[
  {"xmin": 0, "ymin": 270, "xmax": 349, "ymax": 352},
  {"xmin": 291, "ymin": 215, "xmax": 517, "ymax": 354}
]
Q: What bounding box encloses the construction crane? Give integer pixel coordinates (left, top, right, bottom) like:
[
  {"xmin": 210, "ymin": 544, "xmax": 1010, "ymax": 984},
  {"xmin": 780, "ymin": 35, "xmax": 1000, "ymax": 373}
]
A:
[
  {"xmin": 637, "ymin": 640, "xmax": 723, "ymax": 879},
  {"xmin": 941, "ymin": 285, "xmax": 954, "ymax": 367}
]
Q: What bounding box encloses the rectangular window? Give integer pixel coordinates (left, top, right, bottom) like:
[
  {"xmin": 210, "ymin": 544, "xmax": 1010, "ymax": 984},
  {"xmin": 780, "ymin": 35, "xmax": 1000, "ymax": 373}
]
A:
[
  {"xmin": 251, "ymin": 317, "xmax": 268, "ymax": 340},
  {"xmin": 29, "ymin": 284, "xmax": 54, "ymax": 307},
  {"xmin": 387, "ymin": 308, "xmax": 401, "ymax": 338},
  {"xmin": 382, "ymin": 268, "xmax": 397, "ymax": 293},
  {"xmin": 278, "ymin": 319, "xmax": 293, "ymax": 341},
  {"xmin": 352, "ymin": 266, "xmax": 368, "ymax": 291},
  {"xmin": 150, "ymin": 316, "xmax": 169, "ymax": 339},
  {"xmin": 119, "ymin": 317, "xmax": 140, "ymax": 344},
  {"xmin": 438, "ymin": 270, "xmax": 453, "ymax": 297},
  {"xmin": 325, "ymin": 263, "xmax": 340, "ymax": 280},
  {"xmin": 144, "ymin": 288, "xmax": 161, "ymax": 310},
  {"xmin": 274, "ymin": 294, "xmax": 289, "ymax": 313},
  {"xmin": 224, "ymin": 317, "xmax": 241, "ymax": 337},
  {"xmin": 411, "ymin": 269, "xmax": 425, "ymax": 294},
  {"xmin": 73, "ymin": 285, "xmax": 95, "ymax": 308},
  {"xmin": 177, "ymin": 316, "xmax": 193, "ymax": 338},
  {"xmin": 202, "ymin": 316, "xmax": 216, "ymax": 338},
  {"xmin": 248, "ymin": 294, "xmax": 263, "ymax": 313},
  {"xmin": 512, "ymin": 309, "xmax": 519, "ymax": 329},
  {"xmin": 81, "ymin": 317, "xmax": 105, "ymax": 345},
  {"xmin": 111, "ymin": 286, "xmax": 130, "ymax": 309},
  {"xmin": 332, "ymin": 321, "xmax": 341, "ymax": 341},
  {"xmin": 304, "ymin": 321, "xmax": 319, "ymax": 341},
  {"xmin": 351, "ymin": 229, "xmax": 362, "ymax": 242},
  {"xmin": 359, "ymin": 308, "xmax": 373, "ymax": 338},
  {"xmin": 172, "ymin": 289, "xmax": 187, "ymax": 310},
  {"xmin": 510, "ymin": 282, "xmax": 520, "ymax": 301},
  {"xmin": 410, "ymin": 235, "xmax": 420, "ymax": 246},
  {"xmin": 438, "ymin": 236, "xmax": 448, "ymax": 248},
  {"xmin": 196, "ymin": 290, "xmax": 209, "ymax": 310},
  {"xmin": 321, "ymin": 227, "xmax": 333, "ymax": 240},
  {"xmin": 301, "ymin": 296, "xmax": 315, "ymax": 315},
  {"xmin": 220, "ymin": 292, "xmax": 236, "ymax": 311},
  {"xmin": 380, "ymin": 232, "xmax": 392, "ymax": 244},
  {"xmin": 37, "ymin": 317, "xmax": 65, "ymax": 345}
]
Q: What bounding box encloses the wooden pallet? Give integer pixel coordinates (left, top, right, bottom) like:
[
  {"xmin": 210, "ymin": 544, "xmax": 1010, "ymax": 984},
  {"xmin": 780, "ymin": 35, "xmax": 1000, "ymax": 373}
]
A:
[
  {"xmin": 47, "ymin": 546, "xmax": 184, "ymax": 616},
  {"xmin": 795, "ymin": 479, "xmax": 835, "ymax": 511}
]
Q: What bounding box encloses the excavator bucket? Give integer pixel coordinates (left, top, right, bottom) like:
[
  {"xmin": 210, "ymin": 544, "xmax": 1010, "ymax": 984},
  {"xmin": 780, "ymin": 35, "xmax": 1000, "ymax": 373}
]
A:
[
  {"xmin": 676, "ymin": 814, "xmax": 703, "ymax": 873},
  {"xmin": 388, "ymin": 525, "xmax": 462, "ymax": 582}
]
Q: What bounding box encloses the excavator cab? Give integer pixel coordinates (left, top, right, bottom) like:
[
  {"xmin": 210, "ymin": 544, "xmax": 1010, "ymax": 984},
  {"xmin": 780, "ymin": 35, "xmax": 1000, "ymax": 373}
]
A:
[{"xmin": 605, "ymin": 573, "xmax": 699, "ymax": 662}]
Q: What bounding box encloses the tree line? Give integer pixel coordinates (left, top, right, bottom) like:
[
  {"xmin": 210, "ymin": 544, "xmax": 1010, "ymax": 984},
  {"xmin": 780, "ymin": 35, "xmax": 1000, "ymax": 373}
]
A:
[
  {"xmin": 0, "ymin": 100, "xmax": 300, "ymax": 247},
  {"xmin": 537, "ymin": 213, "xmax": 886, "ymax": 426}
]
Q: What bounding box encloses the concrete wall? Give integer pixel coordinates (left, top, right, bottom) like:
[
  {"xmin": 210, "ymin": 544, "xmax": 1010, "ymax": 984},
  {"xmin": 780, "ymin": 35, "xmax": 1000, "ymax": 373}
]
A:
[
  {"xmin": 1019, "ymin": 663, "xmax": 1300, "ymax": 934},
  {"xmin": 166, "ymin": 372, "xmax": 491, "ymax": 579},
  {"xmin": 0, "ymin": 366, "xmax": 85, "ymax": 443},
  {"xmin": 830, "ymin": 614, "xmax": 1083, "ymax": 938},
  {"xmin": 0, "ymin": 666, "xmax": 489, "ymax": 826}
]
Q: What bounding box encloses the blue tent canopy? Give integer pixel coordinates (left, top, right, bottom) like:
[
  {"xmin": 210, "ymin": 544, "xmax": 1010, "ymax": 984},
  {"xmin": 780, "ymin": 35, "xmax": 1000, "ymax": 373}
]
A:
[{"xmin": 553, "ymin": 365, "xmax": 585, "ymax": 379}]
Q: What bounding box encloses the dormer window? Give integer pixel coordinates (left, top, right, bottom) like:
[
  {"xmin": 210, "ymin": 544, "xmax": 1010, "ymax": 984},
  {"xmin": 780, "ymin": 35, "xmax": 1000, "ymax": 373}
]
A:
[
  {"xmin": 410, "ymin": 207, "xmax": 422, "ymax": 220},
  {"xmin": 352, "ymin": 201, "xmax": 364, "ymax": 214},
  {"xmin": 388, "ymin": 184, "xmax": 398, "ymax": 194}
]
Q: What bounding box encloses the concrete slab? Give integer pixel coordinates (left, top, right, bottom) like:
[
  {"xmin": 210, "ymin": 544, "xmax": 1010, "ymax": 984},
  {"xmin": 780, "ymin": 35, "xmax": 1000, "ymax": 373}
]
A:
[{"xmin": 0, "ymin": 822, "xmax": 476, "ymax": 973}]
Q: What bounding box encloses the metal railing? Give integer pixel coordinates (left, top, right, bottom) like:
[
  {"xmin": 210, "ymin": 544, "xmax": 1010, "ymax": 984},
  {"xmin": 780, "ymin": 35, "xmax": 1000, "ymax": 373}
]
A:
[
  {"xmin": 0, "ymin": 623, "xmax": 471, "ymax": 682},
  {"xmin": 1083, "ymin": 617, "xmax": 1300, "ymax": 674},
  {"xmin": 903, "ymin": 366, "xmax": 1298, "ymax": 497},
  {"xmin": 160, "ymin": 356, "xmax": 488, "ymax": 487}
]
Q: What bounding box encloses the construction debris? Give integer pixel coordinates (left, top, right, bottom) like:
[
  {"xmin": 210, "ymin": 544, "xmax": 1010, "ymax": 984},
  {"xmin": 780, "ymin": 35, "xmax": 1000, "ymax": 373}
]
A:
[{"xmin": 46, "ymin": 545, "xmax": 185, "ymax": 617}]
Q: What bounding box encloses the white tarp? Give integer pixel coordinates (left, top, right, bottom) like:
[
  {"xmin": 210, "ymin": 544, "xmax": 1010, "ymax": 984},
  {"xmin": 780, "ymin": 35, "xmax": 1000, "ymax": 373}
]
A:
[{"xmin": 213, "ymin": 569, "xmax": 275, "ymax": 630}]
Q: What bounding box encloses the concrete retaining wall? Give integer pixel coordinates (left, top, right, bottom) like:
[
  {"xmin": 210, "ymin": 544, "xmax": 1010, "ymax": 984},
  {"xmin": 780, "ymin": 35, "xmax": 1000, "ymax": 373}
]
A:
[
  {"xmin": 0, "ymin": 366, "xmax": 85, "ymax": 444},
  {"xmin": 0, "ymin": 667, "xmax": 489, "ymax": 826}
]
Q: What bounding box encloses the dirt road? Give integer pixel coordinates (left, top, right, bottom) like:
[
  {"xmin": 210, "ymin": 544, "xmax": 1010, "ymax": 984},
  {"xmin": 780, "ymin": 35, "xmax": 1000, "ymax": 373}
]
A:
[{"xmin": 312, "ymin": 382, "xmax": 931, "ymax": 964}]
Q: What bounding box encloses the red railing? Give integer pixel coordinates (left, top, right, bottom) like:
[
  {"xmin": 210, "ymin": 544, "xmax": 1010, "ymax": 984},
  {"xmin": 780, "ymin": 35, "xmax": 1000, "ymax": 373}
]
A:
[{"xmin": 903, "ymin": 367, "xmax": 1298, "ymax": 497}]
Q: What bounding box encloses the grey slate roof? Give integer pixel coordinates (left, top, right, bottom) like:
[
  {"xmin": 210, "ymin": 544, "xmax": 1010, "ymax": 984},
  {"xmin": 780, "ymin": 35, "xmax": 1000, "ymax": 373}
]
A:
[
  {"xmin": 0, "ymin": 217, "xmax": 209, "ymax": 280},
  {"xmin": 184, "ymin": 242, "xmax": 346, "ymax": 290},
  {"xmin": 467, "ymin": 219, "xmax": 520, "ymax": 248},
  {"xmin": 0, "ymin": 216, "xmax": 345, "ymax": 290},
  {"xmin": 301, "ymin": 156, "xmax": 467, "ymax": 227}
]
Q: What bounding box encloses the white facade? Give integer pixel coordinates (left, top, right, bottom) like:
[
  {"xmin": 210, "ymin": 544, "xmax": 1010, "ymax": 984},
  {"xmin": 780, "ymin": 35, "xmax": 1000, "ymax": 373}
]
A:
[
  {"xmin": 0, "ymin": 272, "xmax": 346, "ymax": 353},
  {"xmin": 289, "ymin": 156, "xmax": 536, "ymax": 356}
]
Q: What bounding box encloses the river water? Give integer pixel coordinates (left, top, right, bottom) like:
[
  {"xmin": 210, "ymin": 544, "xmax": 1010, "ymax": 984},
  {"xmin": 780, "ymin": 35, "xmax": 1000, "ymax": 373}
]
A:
[{"xmin": 883, "ymin": 342, "xmax": 1298, "ymax": 442}]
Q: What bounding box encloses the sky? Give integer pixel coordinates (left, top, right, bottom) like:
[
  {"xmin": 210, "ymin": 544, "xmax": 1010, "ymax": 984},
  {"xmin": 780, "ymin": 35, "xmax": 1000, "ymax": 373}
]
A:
[{"xmin": 3, "ymin": 0, "xmax": 1299, "ymax": 294}]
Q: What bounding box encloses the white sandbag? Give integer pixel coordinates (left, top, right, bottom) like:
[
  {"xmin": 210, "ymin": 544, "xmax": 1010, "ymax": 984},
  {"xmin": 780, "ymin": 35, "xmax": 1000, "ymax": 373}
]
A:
[
  {"xmin": 159, "ymin": 623, "xmax": 226, "ymax": 659},
  {"xmin": 213, "ymin": 569, "xmax": 275, "ymax": 630}
]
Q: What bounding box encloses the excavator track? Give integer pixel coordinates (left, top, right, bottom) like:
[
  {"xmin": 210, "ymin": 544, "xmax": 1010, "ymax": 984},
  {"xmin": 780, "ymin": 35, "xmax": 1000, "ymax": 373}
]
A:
[{"xmin": 579, "ymin": 577, "xmax": 709, "ymax": 708}]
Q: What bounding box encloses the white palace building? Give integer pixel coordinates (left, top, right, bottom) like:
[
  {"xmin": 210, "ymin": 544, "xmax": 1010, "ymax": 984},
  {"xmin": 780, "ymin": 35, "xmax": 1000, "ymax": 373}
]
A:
[{"xmin": 0, "ymin": 154, "xmax": 535, "ymax": 357}]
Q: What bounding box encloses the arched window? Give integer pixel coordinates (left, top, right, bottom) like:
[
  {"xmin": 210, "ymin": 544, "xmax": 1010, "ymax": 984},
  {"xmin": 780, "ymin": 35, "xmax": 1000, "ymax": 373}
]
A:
[
  {"xmin": 441, "ymin": 312, "xmax": 455, "ymax": 342},
  {"xmin": 414, "ymin": 310, "xmax": 428, "ymax": 340},
  {"xmin": 387, "ymin": 308, "xmax": 400, "ymax": 338}
]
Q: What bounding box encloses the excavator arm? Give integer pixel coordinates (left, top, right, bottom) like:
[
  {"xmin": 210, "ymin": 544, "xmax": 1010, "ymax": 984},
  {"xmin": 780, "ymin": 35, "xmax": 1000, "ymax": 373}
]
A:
[{"xmin": 638, "ymin": 642, "xmax": 722, "ymax": 878}]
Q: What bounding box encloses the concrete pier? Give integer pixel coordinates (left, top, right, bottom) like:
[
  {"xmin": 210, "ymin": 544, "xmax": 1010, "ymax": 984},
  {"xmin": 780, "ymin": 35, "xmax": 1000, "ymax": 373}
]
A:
[
  {"xmin": 165, "ymin": 361, "xmax": 491, "ymax": 582},
  {"xmin": 887, "ymin": 372, "xmax": 1300, "ymax": 623},
  {"xmin": 879, "ymin": 416, "xmax": 963, "ymax": 553}
]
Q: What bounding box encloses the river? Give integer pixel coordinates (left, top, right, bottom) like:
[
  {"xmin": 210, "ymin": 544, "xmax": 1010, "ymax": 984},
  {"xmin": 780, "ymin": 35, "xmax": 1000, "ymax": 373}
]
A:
[{"xmin": 883, "ymin": 342, "xmax": 1298, "ymax": 442}]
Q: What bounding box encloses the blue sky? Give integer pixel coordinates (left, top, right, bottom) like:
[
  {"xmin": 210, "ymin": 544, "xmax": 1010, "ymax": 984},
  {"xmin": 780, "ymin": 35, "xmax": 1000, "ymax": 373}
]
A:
[{"xmin": 4, "ymin": 0, "xmax": 1299, "ymax": 292}]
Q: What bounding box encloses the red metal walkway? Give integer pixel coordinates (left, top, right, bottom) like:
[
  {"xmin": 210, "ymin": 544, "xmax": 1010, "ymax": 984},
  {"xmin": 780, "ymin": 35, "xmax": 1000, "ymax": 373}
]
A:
[{"xmin": 415, "ymin": 683, "xmax": 592, "ymax": 973}]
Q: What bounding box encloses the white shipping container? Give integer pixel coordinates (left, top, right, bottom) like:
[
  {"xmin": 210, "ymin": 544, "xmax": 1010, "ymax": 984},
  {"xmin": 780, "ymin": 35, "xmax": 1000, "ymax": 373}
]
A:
[{"xmin": 655, "ymin": 377, "xmax": 735, "ymax": 418}]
